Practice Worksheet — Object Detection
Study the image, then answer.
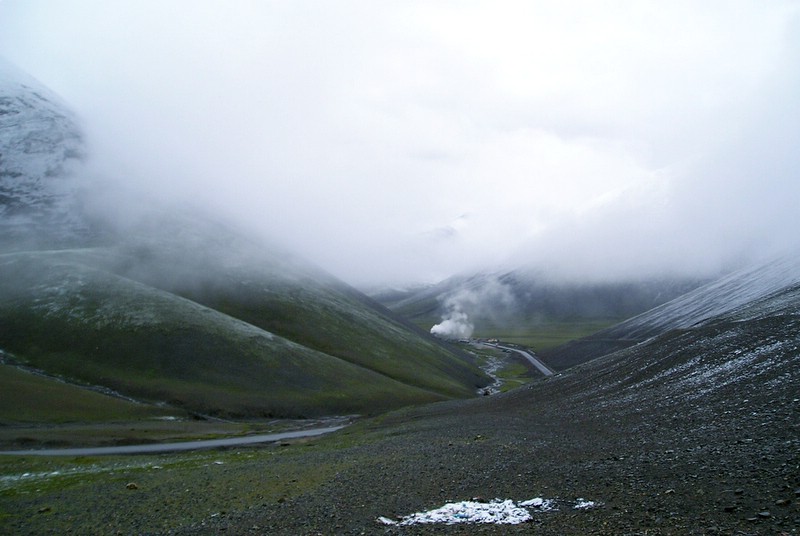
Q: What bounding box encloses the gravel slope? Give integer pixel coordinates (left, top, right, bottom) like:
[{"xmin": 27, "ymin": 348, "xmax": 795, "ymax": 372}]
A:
[{"xmin": 543, "ymin": 255, "xmax": 800, "ymax": 369}]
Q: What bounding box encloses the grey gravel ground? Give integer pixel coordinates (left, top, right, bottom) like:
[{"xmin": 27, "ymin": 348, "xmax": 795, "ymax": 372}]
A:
[{"xmin": 171, "ymin": 313, "xmax": 799, "ymax": 535}]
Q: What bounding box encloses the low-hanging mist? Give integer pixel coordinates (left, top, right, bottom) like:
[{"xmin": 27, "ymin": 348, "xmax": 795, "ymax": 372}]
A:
[{"xmin": 1, "ymin": 1, "xmax": 799, "ymax": 286}]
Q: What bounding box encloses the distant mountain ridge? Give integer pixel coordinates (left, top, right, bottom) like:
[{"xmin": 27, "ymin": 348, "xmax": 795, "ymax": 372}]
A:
[{"xmin": 376, "ymin": 268, "xmax": 704, "ymax": 334}]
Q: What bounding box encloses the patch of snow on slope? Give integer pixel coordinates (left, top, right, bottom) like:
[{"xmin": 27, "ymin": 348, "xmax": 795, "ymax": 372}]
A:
[
  {"xmin": 608, "ymin": 325, "xmax": 797, "ymax": 409},
  {"xmin": 609, "ymin": 256, "xmax": 800, "ymax": 339},
  {"xmin": 377, "ymin": 497, "xmax": 594, "ymax": 526},
  {"xmin": 675, "ymin": 341, "xmax": 787, "ymax": 399}
]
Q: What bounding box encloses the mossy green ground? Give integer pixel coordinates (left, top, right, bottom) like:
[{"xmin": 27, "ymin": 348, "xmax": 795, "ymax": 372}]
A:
[
  {"xmin": 0, "ymin": 365, "xmax": 178, "ymax": 424},
  {"xmin": 0, "ymin": 417, "xmax": 388, "ymax": 534},
  {"xmin": 474, "ymin": 319, "xmax": 622, "ymax": 350},
  {"xmin": 0, "ymin": 441, "xmax": 347, "ymax": 533}
]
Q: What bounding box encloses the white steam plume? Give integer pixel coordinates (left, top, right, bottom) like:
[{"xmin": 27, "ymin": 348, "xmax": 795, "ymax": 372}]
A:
[
  {"xmin": 430, "ymin": 275, "xmax": 516, "ymax": 339},
  {"xmin": 430, "ymin": 309, "xmax": 474, "ymax": 340}
]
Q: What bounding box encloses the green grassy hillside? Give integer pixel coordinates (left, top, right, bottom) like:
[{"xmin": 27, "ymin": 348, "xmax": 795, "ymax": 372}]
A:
[
  {"xmin": 0, "ymin": 364, "xmax": 178, "ymax": 424},
  {"xmin": 0, "ymin": 249, "xmax": 481, "ymax": 419},
  {"xmin": 177, "ymin": 278, "xmax": 481, "ymax": 399},
  {"xmin": 87, "ymin": 223, "xmax": 488, "ymax": 399}
]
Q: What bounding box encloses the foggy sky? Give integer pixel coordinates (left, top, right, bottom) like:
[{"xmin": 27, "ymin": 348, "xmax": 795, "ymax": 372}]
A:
[{"xmin": 1, "ymin": 1, "xmax": 799, "ymax": 285}]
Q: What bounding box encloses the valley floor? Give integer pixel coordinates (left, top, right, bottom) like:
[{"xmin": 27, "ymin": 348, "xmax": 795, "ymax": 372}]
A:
[
  {"xmin": 2, "ymin": 304, "xmax": 798, "ymax": 534},
  {"xmin": 2, "ymin": 362, "xmax": 797, "ymax": 535}
]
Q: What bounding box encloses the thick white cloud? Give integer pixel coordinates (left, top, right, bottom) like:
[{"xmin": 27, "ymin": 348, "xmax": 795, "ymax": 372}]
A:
[{"xmin": 1, "ymin": 0, "xmax": 798, "ymax": 284}]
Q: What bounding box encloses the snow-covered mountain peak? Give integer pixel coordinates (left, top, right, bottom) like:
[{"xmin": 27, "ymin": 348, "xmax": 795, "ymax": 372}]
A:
[{"xmin": 0, "ymin": 57, "xmax": 86, "ymax": 248}]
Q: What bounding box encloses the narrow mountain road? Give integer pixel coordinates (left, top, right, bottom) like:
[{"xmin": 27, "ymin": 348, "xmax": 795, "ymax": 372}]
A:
[
  {"xmin": 0, "ymin": 426, "xmax": 346, "ymax": 456},
  {"xmin": 491, "ymin": 343, "xmax": 555, "ymax": 377}
]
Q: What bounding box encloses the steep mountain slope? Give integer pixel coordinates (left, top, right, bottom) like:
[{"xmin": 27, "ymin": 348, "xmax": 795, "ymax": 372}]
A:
[
  {"xmin": 543, "ymin": 255, "xmax": 800, "ymax": 369},
  {"xmin": 0, "ymin": 58, "xmax": 88, "ymax": 249},
  {"xmin": 0, "ymin": 249, "xmax": 465, "ymax": 418},
  {"xmin": 87, "ymin": 214, "xmax": 485, "ymax": 400},
  {"xmin": 0, "ymin": 60, "xmax": 487, "ymax": 420}
]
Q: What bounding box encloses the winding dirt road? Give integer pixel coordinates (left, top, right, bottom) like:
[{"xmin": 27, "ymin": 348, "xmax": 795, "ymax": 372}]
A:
[
  {"xmin": 490, "ymin": 343, "xmax": 555, "ymax": 377},
  {"xmin": 0, "ymin": 426, "xmax": 346, "ymax": 456}
]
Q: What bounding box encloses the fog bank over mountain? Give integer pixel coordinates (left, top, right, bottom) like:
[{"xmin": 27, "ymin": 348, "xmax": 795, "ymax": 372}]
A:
[{"xmin": 1, "ymin": 1, "xmax": 799, "ymax": 285}]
